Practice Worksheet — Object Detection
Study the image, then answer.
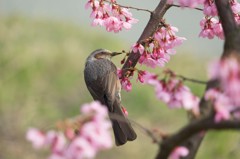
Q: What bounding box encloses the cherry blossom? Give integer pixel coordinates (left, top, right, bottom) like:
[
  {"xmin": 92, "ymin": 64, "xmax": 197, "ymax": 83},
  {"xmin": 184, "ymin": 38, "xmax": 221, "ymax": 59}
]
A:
[
  {"xmin": 205, "ymin": 88, "xmax": 235, "ymax": 122},
  {"xmin": 230, "ymin": 0, "xmax": 240, "ymax": 14},
  {"xmin": 131, "ymin": 43, "xmax": 145, "ymax": 54},
  {"xmin": 120, "ymin": 77, "xmax": 132, "ymax": 91},
  {"xmin": 206, "ymin": 58, "xmax": 240, "ymax": 122},
  {"xmin": 199, "ymin": 17, "xmax": 218, "ymax": 39},
  {"xmin": 142, "ymin": 71, "xmax": 200, "ymax": 112},
  {"xmin": 208, "ymin": 58, "xmax": 240, "ymax": 106},
  {"xmin": 85, "ymin": 0, "xmax": 138, "ymax": 33},
  {"xmin": 26, "ymin": 128, "xmax": 46, "ymax": 149},
  {"xmin": 203, "ymin": 0, "xmax": 218, "ymax": 16},
  {"xmin": 137, "ymin": 24, "xmax": 186, "ymax": 68},
  {"xmin": 200, "ymin": 0, "xmax": 240, "ymax": 40},
  {"xmin": 26, "ymin": 101, "xmax": 113, "ymax": 159}
]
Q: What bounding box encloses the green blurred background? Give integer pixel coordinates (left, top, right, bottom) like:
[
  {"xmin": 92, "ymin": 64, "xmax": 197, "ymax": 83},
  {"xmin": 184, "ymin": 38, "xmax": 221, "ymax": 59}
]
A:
[{"xmin": 0, "ymin": 1, "xmax": 239, "ymax": 159}]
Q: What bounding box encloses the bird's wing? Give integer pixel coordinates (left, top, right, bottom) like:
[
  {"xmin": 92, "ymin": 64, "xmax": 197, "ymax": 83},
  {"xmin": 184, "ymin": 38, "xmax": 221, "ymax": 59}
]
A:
[
  {"xmin": 85, "ymin": 59, "xmax": 120, "ymax": 112},
  {"xmin": 101, "ymin": 61, "xmax": 120, "ymax": 112}
]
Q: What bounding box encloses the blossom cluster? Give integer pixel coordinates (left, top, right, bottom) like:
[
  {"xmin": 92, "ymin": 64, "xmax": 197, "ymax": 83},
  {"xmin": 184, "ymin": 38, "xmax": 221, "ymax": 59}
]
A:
[
  {"xmin": 26, "ymin": 101, "xmax": 113, "ymax": 159},
  {"xmin": 199, "ymin": 0, "xmax": 240, "ymax": 39},
  {"xmin": 131, "ymin": 25, "xmax": 186, "ymax": 68},
  {"xmin": 117, "ymin": 68, "xmax": 133, "ymax": 92},
  {"xmin": 168, "ymin": 0, "xmax": 240, "ymax": 39},
  {"xmin": 141, "ymin": 71, "xmax": 200, "ymax": 113},
  {"xmin": 205, "ymin": 58, "xmax": 240, "ymax": 122},
  {"xmin": 85, "ymin": 0, "xmax": 138, "ymax": 33}
]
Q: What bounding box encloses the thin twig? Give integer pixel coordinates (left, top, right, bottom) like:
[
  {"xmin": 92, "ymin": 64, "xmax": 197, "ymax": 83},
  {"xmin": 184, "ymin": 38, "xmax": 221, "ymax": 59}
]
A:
[
  {"xmin": 103, "ymin": 0, "xmax": 152, "ymax": 13},
  {"xmin": 164, "ymin": 69, "xmax": 207, "ymax": 85},
  {"xmin": 130, "ymin": 119, "xmax": 160, "ymax": 143},
  {"xmin": 176, "ymin": 74, "xmax": 207, "ymax": 85},
  {"xmin": 170, "ymin": 4, "xmax": 203, "ymax": 11}
]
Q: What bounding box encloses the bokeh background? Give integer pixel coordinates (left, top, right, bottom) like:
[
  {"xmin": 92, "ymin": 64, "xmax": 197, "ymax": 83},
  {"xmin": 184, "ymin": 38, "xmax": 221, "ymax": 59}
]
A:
[{"xmin": 0, "ymin": 0, "xmax": 240, "ymax": 159}]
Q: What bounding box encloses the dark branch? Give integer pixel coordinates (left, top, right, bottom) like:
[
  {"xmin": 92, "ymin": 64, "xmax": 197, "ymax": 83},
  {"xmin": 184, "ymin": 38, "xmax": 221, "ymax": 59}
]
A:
[
  {"xmin": 215, "ymin": 0, "xmax": 240, "ymax": 56},
  {"xmin": 121, "ymin": 0, "xmax": 170, "ymax": 78},
  {"xmin": 215, "ymin": 0, "xmax": 237, "ymax": 39},
  {"xmin": 172, "ymin": 1, "xmax": 240, "ymax": 158},
  {"xmin": 155, "ymin": 117, "xmax": 240, "ymax": 159}
]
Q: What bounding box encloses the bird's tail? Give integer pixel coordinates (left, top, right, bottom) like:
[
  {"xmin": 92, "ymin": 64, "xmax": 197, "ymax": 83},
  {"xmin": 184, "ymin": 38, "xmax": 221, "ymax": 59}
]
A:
[{"xmin": 111, "ymin": 103, "xmax": 137, "ymax": 146}]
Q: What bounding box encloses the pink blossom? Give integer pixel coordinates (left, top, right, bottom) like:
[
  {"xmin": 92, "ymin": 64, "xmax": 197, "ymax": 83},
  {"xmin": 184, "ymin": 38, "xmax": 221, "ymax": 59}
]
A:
[
  {"xmin": 81, "ymin": 121, "xmax": 112, "ymax": 149},
  {"xmin": 117, "ymin": 68, "xmax": 123, "ymax": 78},
  {"xmin": 139, "ymin": 54, "xmax": 161, "ymax": 68},
  {"xmin": 46, "ymin": 131, "xmax": 66, "ymax": 153},
  {"xmin": 205, "ymin": 88, "xmax": 234, "ymax": 122},
  {"xmin": 137, "ymin": 70, "xmax": 146, "ymax": 83},
  {"xmin": 231, "ymin": 0, "xmax": 240, "ymax": 14},
  {"xmin": 234, "ymin": 14, "xmax": 240, "ymax": 25},
  {"xmin": 66, "ymin": 137, "xmax": 96, "ymax": 159},
  {"xmin": 213, "ymin": 22, "xmax": 224, "ymax": 39},
  {"xmin": 142, "ymin": 71, "xmax": 199, "ymax": 111},
  {"xmin": 176, "ymin": 86, "xmax": 200, "ymax": 110},
  {"xmin": 120, "ymin": 77, "xmax": 132, "ymax": 91},
  {"xmin": 205, "ymin": 88, "xmax": 219, "ymax": 100},
  {"xmin": 161, "ymin": 79, "xmax": 200, "ymax": 110},
  {"xmin": 141, "ymin": 71, "xmax": 159, "ymax": 85},
  {"xmin": 203, "ymin": 0, "xmax": 218, "ymax": 16},
  {"xmin": 207, "ymin": 58, "xmax": 240, "ymax": 121},
  {"xmin": 27, "ymin": 101, "xmax": 113, "ymax": 159},
  {"xmin": 131, "ymin": 43, "xmax": 145, "ymax": 54},
  {"xmin": 117, "ymin": 69, "xmax": 132, "ymax": 91},
  {"xmin": 169, "ymin": 146, "xmax": 189, "ymax": 159},
  {"xmin": 26, "ymin": 128, "xmax": 46, "ymax": 149},
  {"xmin": 104, "ymin": 16, "xmax": 122, "ymax": 33},
  {"xmin": 91, "ymin": 18, "xmax": 104, "ymax": 26},
  {"xmin": 123, "ymin": 21, "xmax": 132, "ymax": 30},
  {"xmin": 208, "ymin": 58, "xmax": 240, "ymax": 106},
  {"xmin": 134, "ymin": 25, "xmax": 186, "ymax": 68},
  {"xmin": 81, "ymin": 101, "xmax": 108, "ymax": 120},
  {"xmin": 199, "ymin": 17, "xmax": 218, "ymax": 39},
  {"xmin": 137, "ymin": 25, "xmax": 185, "ymax": 68},
  {"xmin": 85, "ymin": 0, "xmax": 138, "ymax": 33}
]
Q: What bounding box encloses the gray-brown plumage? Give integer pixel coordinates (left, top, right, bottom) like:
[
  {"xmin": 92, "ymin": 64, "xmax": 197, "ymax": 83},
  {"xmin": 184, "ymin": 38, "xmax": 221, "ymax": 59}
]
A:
[{"xmin": 84, "ymin": 49, "xmax": 137, "ymax": 146}]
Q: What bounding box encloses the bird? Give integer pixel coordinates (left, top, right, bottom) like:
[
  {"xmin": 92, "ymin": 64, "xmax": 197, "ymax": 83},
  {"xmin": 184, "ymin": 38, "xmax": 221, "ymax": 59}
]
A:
[{"xmin": 84, "ymin": 49, "xmax": 137, "ymax": 146}]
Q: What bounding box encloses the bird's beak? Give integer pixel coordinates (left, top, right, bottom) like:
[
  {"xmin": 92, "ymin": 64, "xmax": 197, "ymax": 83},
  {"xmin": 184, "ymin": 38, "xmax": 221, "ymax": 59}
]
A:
[{"xmin": 111, "ymin": 52, "xmax": 122, "ymax": 57}]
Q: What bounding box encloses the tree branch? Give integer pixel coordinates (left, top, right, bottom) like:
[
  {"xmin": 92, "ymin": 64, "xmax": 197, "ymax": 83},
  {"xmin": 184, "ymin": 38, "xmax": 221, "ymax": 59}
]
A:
[
  {"xmin": 156, "ymin": 1, "xmax": 240, "ymax": 158},
  {"xmin": 215, "ymin": 0, "xmax": 240, "ymax": 57},
  {"xmin": 155, "ymin": 117, "xmax": 240, "ymax": 159},
  {"xmin": 176, "ymin": 1, "xmax": 240, "ymax": 158},
  {"xmin": 215, "ymin": 0, "xmax": 237, "ymax": 39},
  {"xmin": 121, "ymin": 0, "xmax": 170, "ymax": 77}
]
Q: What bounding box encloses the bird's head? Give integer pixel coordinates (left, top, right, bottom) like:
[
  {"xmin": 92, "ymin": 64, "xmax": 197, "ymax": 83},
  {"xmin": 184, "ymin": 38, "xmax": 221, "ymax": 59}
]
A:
[{"xmin": 87, "ymin": 49, "xmax": 122, "ymax": 61}]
